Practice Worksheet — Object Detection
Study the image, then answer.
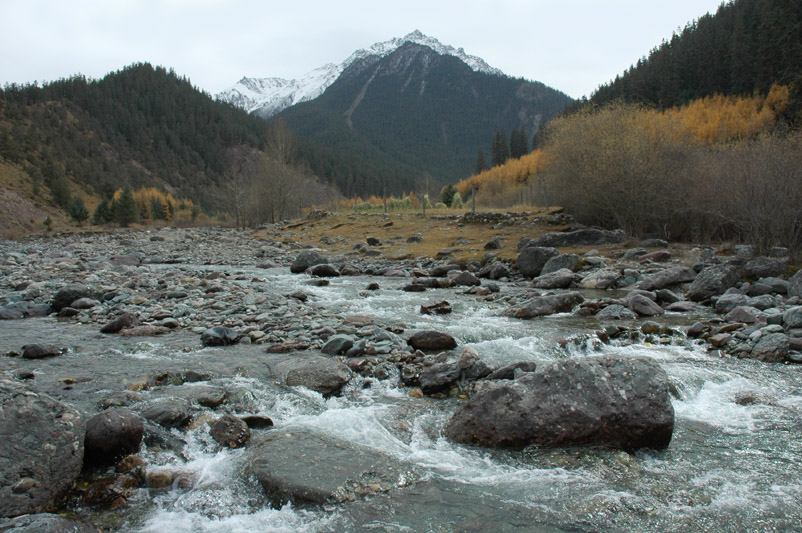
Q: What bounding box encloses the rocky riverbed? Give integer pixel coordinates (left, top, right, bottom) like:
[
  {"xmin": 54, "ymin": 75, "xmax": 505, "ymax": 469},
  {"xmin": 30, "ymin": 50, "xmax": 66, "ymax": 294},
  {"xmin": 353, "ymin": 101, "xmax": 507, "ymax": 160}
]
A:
[{"xmin": 1, "ymin": 223, "xmax": 801, "ymax": 531}]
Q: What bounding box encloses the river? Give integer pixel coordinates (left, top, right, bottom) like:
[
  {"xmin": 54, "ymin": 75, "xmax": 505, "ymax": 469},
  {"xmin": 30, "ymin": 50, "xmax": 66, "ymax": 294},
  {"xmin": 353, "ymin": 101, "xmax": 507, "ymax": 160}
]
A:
[{"xmin": 1, "ymin": 264, "xmax": 801, "ymax": 532}]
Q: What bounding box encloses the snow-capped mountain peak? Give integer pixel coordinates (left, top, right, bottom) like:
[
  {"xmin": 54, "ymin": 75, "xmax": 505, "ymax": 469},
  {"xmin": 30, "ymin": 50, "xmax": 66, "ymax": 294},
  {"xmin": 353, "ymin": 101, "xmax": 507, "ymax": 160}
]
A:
[{"xmin": 217, "ymin": 31, "xmax": 503, "ymax": 117}]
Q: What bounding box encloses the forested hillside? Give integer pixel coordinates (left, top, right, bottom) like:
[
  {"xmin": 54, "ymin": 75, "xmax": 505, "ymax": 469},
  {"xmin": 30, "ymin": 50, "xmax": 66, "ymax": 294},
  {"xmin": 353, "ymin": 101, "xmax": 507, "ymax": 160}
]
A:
[
  {"xmin": 590, "ymin": 0, "xmax": 802, "ymax": 124},
  {"xmin": 0, "ymin": 63, "xmax": 268, "ymax": 208}
]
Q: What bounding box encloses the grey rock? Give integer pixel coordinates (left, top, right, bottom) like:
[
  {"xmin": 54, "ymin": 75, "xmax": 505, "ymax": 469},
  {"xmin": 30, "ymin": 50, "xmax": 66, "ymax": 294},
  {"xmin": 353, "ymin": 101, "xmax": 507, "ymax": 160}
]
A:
[
  {"xmin": 541, "ymin": 254, "xmax": 580, "ymax": 275},
  {"xmin": 142, "ymin": 399, "xmax": 193, "ymax": 429},
  {"xmin": 450, "ymin": 271, "xmax": 481, "ymax": 286},
  {"xmin": 0, "ymin": 514, "xmax": 97, "ymax": 532},
  {"xmin": 504, "ymin": 292, "xmax": 584, "ymax": 319},
  {"xmin": 531, "ymin": 268, "xmax": 576, "ymax": 289},
  {"xmin": 637, "ymin": 267, "xmax": 697, "ymax": 291},
  {"xmin": 420, "ymin": 300, "xmax": 452, "ymax": 315},
  {"xmin": 687, "ymin": 265, "xmax": 741, "ymax": 302},
  {"xmin": 271, "ymin": 355, "xmax": 353, "ymax": 396},
  {"xmin": 715, "ymin": 291, "xmax": 748, "ymax": 314},
  {"xmin": 477, "ymin": 261, "xmax": 510, "ymax": 280},
  {"xmin": 742, "ymin": 257, "xmax": 786, "ymax": 280},
  {"xmin": 596, "ymin": 304, "xmax": 637, "ymax": 320},
  {"xmin": 21, "ymin": 344, "xmax": 63, "ymax": 359},
  {"xmin": 627, "ymin": 294, "xmax": 664, "ymax": 317},
  {"xmin": 84, "ymin": 408, "xmax": 144, "ymax": 466},
  {"xmin": 748, "ymin": 277, "xmax": 789, "ymax": 296},
  {"xmin": 724, "ymin": 306, "xmax": 761, "ymax": 324},
  {"xmin": 309, "ymin": 264, "xmax": 340, "ymax": 277},
  {"xmin": 487, "ymin": 361, "xmax": 537, "ymax": 380},
  {"xmin": 51, "ymin": 283, "xmax": 94, "ymax": 312},
  {"xmin": 751, "ymin": 333, "xmax": 790, "ymax": 363},
  {"xmin": 783, "ymin": 306, "xmax": 802, "ymax": 329},
  {"xmin": 321, "ymin": 335, "xmax": 354, "ymax": 355},
  {"xmin": 290, "ymin": 250, "xmax": 327, "ymax": 274},
  {"xmin": 520, "ymin": 228, "xmax": 626, "ymax": 248},
  {"xmin": 578, "ymin": 269, "xmax": 620, "ymax": 290},
  {"xmin": 210, "ymin": 415, "xmax": 250, "ymax": 448},
  {"xmin": 407, "ymin": 330, "xmax": 457, "ymax": 351},
  {"xmin": 789, "ymin": 269, "xmax": 802, "ymax": 298},
  {"xmin": 445, "ymin": 356, "xmax": 673, "ymax": 450},
  {"xmin": 0, "ymin": 380, "xmax": 85, "ymax": 518},
  {"xmin": 100, "ymin": 312, "xmax": 139, "ymax": 334},
  {"xmin": 419, "ymin": 363, "xmax": 462, "ymax": 395},
  {"xmin": 201, "ymin": 326, "xmax": 240, "ymax": 346},
  {"xmin": 516, "ymin": 247, "xmax": 559, "ymax": 278}
]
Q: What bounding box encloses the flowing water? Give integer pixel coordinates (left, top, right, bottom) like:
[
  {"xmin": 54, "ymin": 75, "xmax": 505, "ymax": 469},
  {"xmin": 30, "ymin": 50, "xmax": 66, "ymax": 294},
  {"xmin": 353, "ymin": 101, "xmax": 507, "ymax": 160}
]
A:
[{"xmin": 2, "ymin": 267, "xmax": 801, "ymax": 532}]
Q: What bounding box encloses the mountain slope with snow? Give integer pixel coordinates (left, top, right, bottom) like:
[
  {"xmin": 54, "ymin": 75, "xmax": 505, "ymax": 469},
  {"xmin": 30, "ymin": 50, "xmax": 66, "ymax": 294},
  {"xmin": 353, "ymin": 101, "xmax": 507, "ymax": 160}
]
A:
[{"xmin": 217, "ymin": 30, "xmax": 504, "ymax": 118}]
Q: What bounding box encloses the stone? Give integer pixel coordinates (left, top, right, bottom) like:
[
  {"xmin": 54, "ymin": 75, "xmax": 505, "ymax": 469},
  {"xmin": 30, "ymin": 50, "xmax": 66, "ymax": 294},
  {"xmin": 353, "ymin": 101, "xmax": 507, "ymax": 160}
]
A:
[
  {"xmin": 708, "ymin": 333, "xmax": 732, "ymax": 348},
  {"xmin": 531, "ymin": 269, "xmax": 576, "ymax": 289},
  {"xmin": 516, "ymin": 246, "xmax": 559, "ymax": 278},
  {"xmin": 596, "ymin": 304, "xmax": 637, "ymax": 320},
  {"xmin": 783, "ymin": 306, "xmax": 802, "ymax": 329},
  {"xmin": 751, "ymin": 333, "xmax": 790, "ymax": 363},
  {"xmin": 210, "ymin": 414, "xmax": 250, "ymax": 448},
  {"xmin": 0, "ymin": 514, "xmax": 97, "ymax": 532},
  {"xmin": 504, "ymin": 292, "xmax": 584, "ymax": 319},
  {"xmin": 84, "ymin": 408, "xmax": 144, "ymax": 466},
  {"xmin": 142, "ymin": 399, "xmax": 193, "ymax": 429},
  {"xmin": 270, "ymin": 355, "xmax": 353, "ymax": 396},
  {"xmin": 201, "ymin": 326, "xmax": 240, "ymax": 346},
  {"xmin": 241, "ymin": 415, "xmax": 274, "ymax": 429},
  {"xmin": 100, "ymin": 312, "xmax": 140, "ymax": 334},
  {"xmin": 627, "ymin": 294, "xmax": 664, "ymax": 317},
  {"xmin": 578, "ymin": 269, "xmax": 621, "ymax": 290},
  {"xmin": 519, "ymin": 228, "xmax": 626, "ymax": 248},
  {"xmin": 70, "ymin": 297, "xmax": 100, "ymax": 309},
  {"xmin": 51, "ymin": 283, "xmax": 94, "ymax": 312},
  {"xmin": 450, "ymin": 271, "xmax": 481, "ymax": 286},
  {"xmin": 290, "ymin": 250, "xmax": 327, "ymax": 274},
  {"xmin": 742, "ymin": 257, "xmax": 786, "ymax": 280},
  {"xmin": 420, "ymin": 300, "xmax": 452, "ymax": 315},
  {"xmin": 248, "ymin": 430, "xmax": 412, "ymax": 507},
  {"xmin": 457, "ymin": 346, "xmax": 479, "ymax": 369},
  {"xmin": 487, "ymin": 361, "xmax": 537, "ymax": 380},
  {"xmin": 638, "ymin": 250, "xmax": 671, "ymax": 262},
  {"xmin": 484, "ymin": 237, "xmax": 501, "ymax": 250},
  {"xmin": 789, "ymin": 269, "xmax": 802, "ymax": 298},
  {"xmin": 0, "ymin": 380, "xmax": 85, "ymax": 518},
  {"xmin": 321, "ymin": 335, "xmax": 354, "ymax": 356},
  {"xmin": 687, "ymin": 265, "xmax": 741, "ymax": 302},
  {"xmin": 715, "ymin": 291, "xmax": 748, "ymax": 314},
  {"xmin": 21, "ymin": 344, "xmax": 63, "ymax": 359},
  {"xmin": 419, "ymin": 363, "xmax": 462, "ymax": 395},
  {"xmin": 445, "ymin": 356, "xmax": 674, "ymax": 450},
  {"xmin": 407, "ymin": 330, "xmax": 457, "ymax": 351},
  {"xmin": 476, "ymin": 261, "xmax": 510, "ymax": 280},
  {"xmin": 309, "ymin": 264, "xmax": 340, "ymax": 277},
  {"xmin": 541, "ymin": 254, "xmax": 580, "ymax": 275},
  {"xmin": 637, "ymin": 267, "xmax": 697, "ymax": 291},
  {"xmin": 748, "ymin": 277, "xmax": 789, "ymax": 296},
  {"xmin": 724, "ymin": 306, "xmax": 761, "ymax": 324}
]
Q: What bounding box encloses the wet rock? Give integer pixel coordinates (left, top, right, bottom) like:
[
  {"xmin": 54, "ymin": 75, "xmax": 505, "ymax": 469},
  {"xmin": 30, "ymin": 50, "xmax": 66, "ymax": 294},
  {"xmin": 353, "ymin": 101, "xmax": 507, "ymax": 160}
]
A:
[
  {"xmin": 0, "ymin": 380, "xmax": 85, "ymax": 518},
  {"xmin": 687, "ymin": 322, "xmax": 707, "ymax": 338},
  {"xmin": 210, "ymin": 414, "xmax": 250, "ymax": 448},
  {"xmin": 477, "ymin": 261, "xmax": 510, "ymax": 280},
  {"xmin": 636, "ymin": 266, "xmax": 697, "ymax": 291},
  {"xmin": 450, "ymin": 271, "xmax": 480, "ymax": 286},
  {"xmin": 83, "ymin": 474, "xmax": 139, "ymax": 508},
  {"xmin": 420, "ymin": 299, "xmax": 452, "ymax": 315},
  {"xmin": 742, "ymin": 257, "xmax": 786, "ymax": 280},
  {"xmin": 626, "ymin": 294, "xmax": 664, "ymax": 317},
  {"xmin": 290, "ymin": 250, "xmax": 327, "ymax": 274},
  {"xmin": 751, "ymin": 333, "xmax": 790, "ymax": 363},
  {"xmin": 84, "ymin": 408, "xmax": 144, "ymax": 466},
  {"xmin": 0, "ymin": 513, "xmax": 97, "ymax": 532},
  {"xmin": 321, "ymin": 335, "xmax": 354, "ymax": 355},
  {"xmin": 407, "ymin": 330, "xmax": 457, "ymax": 351},
  {"xmin": 708, "ymin": 333, "xmax": 732, "ymax": 348},
  {"xmin": 665, "ymin": 301, "xmax": 697, "ymax": 313},
  {"xmin": 596, "ymin": 304, "xmax": 637, "ymax": 320},
  {"xmin": 100, "ymin": 313, "xmax": 139, "ymax": 333},
  {"xmin": 241, "ymin": 415, "xmax": 274, "ymax": 429},
  {"xmin": 445, "ymin": 356, "xmax": 674, "ymax": 450},
  {"xmin": 21, "ymin": 344, "xmax": 63, "ymax": 359},
  {"xmin": 402, "ymin": 283, "xmax": 426, "ymax": 292},
  {"xmin": 0, "ymin": 305, "xmax": 25, "ymax": 320},
  {"xmin": 120, "ymin": 325, "xmax": 171, "ymax": 337},
  {"xmin": 687, "ymin": 265, "xmax": 741, "ymax": 302},
  {"xmin": 457, "ymin": 346, "xmax": 479, "ymax": 369},
  {"xmin": 531, "ymin": 269, "xmax": 575, "ymax": 289},
  {"xmin": 487, "ymin": 361, "xmax": 537, "ymax": 380},
  {"xmin": 516, "ymin": 246, "xmax": 559, "ymax": 278},
  {"xmin": 419, "ymin": 363, "xmax": 462, "ymax": 395},
  {"xmin": 270, "ymin": 355, "xmax": 353, "ymax": 396},
  {"xmin": 504, "ymin": 292, "xmax": 584, "ymax": 319},
  {"xmin": 142, "ymin": 399, "xmax": 193, "ymax": 429},
  {"xmin": 201, "ymin": 326, "xmax": 240, "ymax": 346},
  {"xmin": 309, "ymin": 264, "xmax": 340, "ymax": 277},
  {"xmin": 248, "ymin": 429, "xmax": 413, "ymax": 506}
]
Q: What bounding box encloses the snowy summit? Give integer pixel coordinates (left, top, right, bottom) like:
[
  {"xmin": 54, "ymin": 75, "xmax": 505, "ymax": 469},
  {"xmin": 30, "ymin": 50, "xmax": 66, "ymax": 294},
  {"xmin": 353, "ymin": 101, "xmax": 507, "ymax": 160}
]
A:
[{"xmin": 217, "ymin": 30, "xmax": 503, "ymax": 118}]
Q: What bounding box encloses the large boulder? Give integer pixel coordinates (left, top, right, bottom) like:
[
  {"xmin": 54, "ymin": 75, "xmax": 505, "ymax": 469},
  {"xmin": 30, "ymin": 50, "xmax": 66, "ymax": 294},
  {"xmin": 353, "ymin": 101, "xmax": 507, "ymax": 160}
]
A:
[
  {"xmin": 248, "ymin": 429, "xmax": 413, "ymax": 507},
  {"xmin": 100, "ymin": 312, "xmax": 139, "ymax": 334},
  {"xmin": 504, "ymin": 292, "xmax": 584, "ymax": 319},
  {"xmin": 789, "ymin": 269, "xmax": 802, "ymax": 298},
  {"xmin": 636, "ymin": 266, "xmax": 697, "ymax": 291},
  {"xmin": 0, "ymin": 380, "xmax": 85, "ymax": 518},
  {"xmin": 0, "ymin": 513, "xmax": 97, "ymax": 532},
  {"xmin": 269, "ymin": 355, "xmax": 353, "ymax": 396},
  {"xmin": 578, "ymin": 269, "xmax": 621, "ymax": 290},
  {"xmin": 751, "ymin": 333, "xmax": 790, "ymax": 363},
  {"xmin": 201, "ymin": 326, "xmax": 240, "ymax": 346},
  {"xmin": 516, "ymin": 247, "xmax": 558, "ymax": 278},
  {"xmin": 444, "ymin": 356, "xmax": 674, "ymax": 450},
  {"xmin": 51, "ymin": 283, "xmax": 95, "ymax": 312},
  {"xmin": 419, "ymin": 363, "xmax": 462, "ymax": 395},
  {"xmin": 290, "ymin": 250, "xmax": 327, "ymax": 274},
  {"xmin": 687, "ymin": 265, "xmax": 741, "ymax": 302},
  {"xmin": 84, "ymin": 408, "xmax": 144, "ymax": 466},
  {"xmin": 626, "ymin": 294, "xmax": 664, "ymax": 317},
  {"xmin": 742, "ymin": 256, "xmax": 786, "ymax": 280},
  {"xmin": 541, "ymin": 254, "xmax": 580, "ymax": 275},
  {"xmin": 531, "ymin": 269, "xmax": 576, "ymax": 290},
  {"xmin": 142, "ymin": 399, "xmax": 193, "ymax": 429}
]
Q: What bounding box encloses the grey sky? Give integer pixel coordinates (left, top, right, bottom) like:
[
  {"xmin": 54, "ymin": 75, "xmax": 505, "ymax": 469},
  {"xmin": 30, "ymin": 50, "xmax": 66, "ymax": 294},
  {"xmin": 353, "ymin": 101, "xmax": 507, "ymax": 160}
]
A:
[{"xmin": 1, "ymin": 0, "xmax": 725, "ymax": 99}]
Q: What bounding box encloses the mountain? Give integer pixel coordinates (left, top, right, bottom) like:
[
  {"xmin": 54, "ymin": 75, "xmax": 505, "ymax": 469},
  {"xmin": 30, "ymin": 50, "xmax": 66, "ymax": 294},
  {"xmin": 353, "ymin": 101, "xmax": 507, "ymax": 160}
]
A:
[
  {"xmin": 589, "ymin": 0, "xmax": 802, "ymax": 122},
  {"xmin": 217, "ymin": 30, "xmax": 504, "ymax": 118},
  {"xmin": 275, "ymin": 39, "xmax": 572, "ymax": 196}
]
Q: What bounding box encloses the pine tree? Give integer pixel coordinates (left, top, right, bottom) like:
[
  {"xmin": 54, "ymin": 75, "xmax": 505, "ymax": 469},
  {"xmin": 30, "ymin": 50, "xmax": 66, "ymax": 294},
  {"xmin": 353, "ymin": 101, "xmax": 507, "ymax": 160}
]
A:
[
  {"xmin": 92, "ymin": 198, "xmax": 112, "ymax": 225},
  {"xmin": 491, "ymin": 131, "xmax": 510, "ymax": 167},
  {"xmin": 510, "ymin": 128, "xmax": 529, "ymax": 159},
  {"xmin": 68, "ymin": 195, "xmax": 89, "ymax": 225},
  {"xmin": 476, "ymin": 149, "xmax": 487, "ymax": 174},
  {"xmin": 115, "ymin": 186, "xmax": 139, "ymax": 226},
  {"xmin": 441, "ymin": 184, "xmax": 457, "ymax": 207}
]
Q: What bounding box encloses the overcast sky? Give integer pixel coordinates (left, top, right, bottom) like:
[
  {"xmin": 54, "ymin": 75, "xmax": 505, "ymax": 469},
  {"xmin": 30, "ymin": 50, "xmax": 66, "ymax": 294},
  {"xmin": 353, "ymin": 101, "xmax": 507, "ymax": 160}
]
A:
[{"xmin": 1, "ymin": 0, "xmax": 725, "ymax": 99}]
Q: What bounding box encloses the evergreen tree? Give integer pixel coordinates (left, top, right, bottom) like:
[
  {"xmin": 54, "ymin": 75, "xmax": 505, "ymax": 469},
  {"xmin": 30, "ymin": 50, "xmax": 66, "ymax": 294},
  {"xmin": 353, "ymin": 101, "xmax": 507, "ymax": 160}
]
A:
[
  {"xmin": 92, "ymin": 198, "xmax": 112, "ymax": 225},
  {"xmin": 476, "ymin": 149, "xmax": 487, "ymax": 174},
  {"xmin": 491, "ymin": 131, "xmax": 510, "ymax": 167},
  {"xmin": 50, "ymin": 176, "xmax": 71, "ymax": 210},
  {"xmin": 115, "ymin": 186, "xmax": 139, "ymax": 226},
  {"xmin": 441, "ymin": 184, "xmax": 457, "ymax": 207},
  {"xmin": 510, "ymin": 128, "xmax": 529, "ymax": 159},
  {"xmin": 68, "ymin": 195, "xmax": 89, "ymax": 225}
]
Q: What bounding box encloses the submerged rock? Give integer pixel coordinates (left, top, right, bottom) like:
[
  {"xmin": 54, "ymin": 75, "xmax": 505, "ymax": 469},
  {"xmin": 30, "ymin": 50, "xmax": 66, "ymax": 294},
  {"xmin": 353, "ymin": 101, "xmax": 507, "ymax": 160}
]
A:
[
  {"xmin": 445, "ymin": 356, "xmax": 674, "ymax": 450},
  {"xmin": 210, "ymin": 414, "xmax": 250, "ymax": 448}
]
